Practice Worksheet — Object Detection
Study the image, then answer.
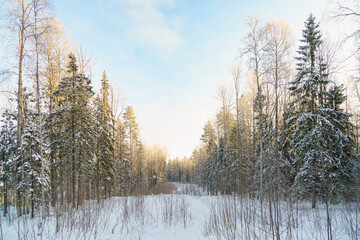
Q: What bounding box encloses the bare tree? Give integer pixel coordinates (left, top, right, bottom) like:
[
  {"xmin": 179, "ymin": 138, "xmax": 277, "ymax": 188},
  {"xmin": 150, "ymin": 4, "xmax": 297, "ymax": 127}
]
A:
[
  {"xmin": 330, "ymin": 0, "xmax": 360, "ymax": 58},
  {"xmin": 76, "ymin": 46, "xmax": 93, "ymax": 75},
  {"xmin": 231, "ymin": 63, "xmax": 243, "ymax": 193},
  {"xmin": 264, "ymin": 19, "xmax": 292, "ymax": 240},
  {"xmin": 5, "ymin": 0, "xmax": 35, "ymax": 217},
  {"xmin": 41, "ymin": 16, "xmax": 70, "ymax": 209},
  {"xmin": 232, "ymin": 63, "xmax": 241, "ymax": 133},
  {"xmin": 215, "ymin": 82, "xmax": 234, "ymax": 138},
  {"xmin": 30, "ymin": 0, "xmax": 50, "ymax": 219},
  {"xmin": 240, "ymin": 15, "xmax": 268, "ymax": 206},
  {"xmin": 265, "ymin": 20, "xmax": 292, "ymax": 144}
]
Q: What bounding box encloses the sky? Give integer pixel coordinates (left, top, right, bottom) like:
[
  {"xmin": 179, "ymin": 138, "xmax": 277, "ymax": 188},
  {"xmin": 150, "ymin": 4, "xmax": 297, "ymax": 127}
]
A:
[
  {"xmin": 51, "ymin": 0, "xmax": 337, "ymax": 159},
  {"xmin": 0, "ymin": 0, "xmax": 349, "ymax": 159}
]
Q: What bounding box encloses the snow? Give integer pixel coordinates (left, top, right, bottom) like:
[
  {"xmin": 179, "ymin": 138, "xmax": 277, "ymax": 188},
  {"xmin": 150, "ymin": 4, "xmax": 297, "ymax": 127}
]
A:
[{"xmin": 1, "ymin": 183, "xmax": 359, "ymax": 240}]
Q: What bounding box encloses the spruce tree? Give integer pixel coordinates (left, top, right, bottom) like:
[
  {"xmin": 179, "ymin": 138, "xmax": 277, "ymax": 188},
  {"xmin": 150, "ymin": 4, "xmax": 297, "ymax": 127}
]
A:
[
  {"xmin": 50, "ymin": 53, "xmax": 95, "ymax": 208},
  {"xmin": 114, "ymin": 118, "xmax": 129, "ymax": 195},
  {"xmin": 223, "ymin": 140, "xmax": 237, "ymax": 193},
  {"xmin": 216, "ymin": 137, "xmax": 226, "ymax": 194},
  {"xmin": 207, "ymin": 148, "xmax": 218, "ymax": 195},
  {"xmin": 322, "ymin": 84, "xmax": 355, "ymax": 198},
  {"xmin": 0, "ymin": 110, "xmax": 17, "ymax": 216},
  {"xmin": 253, "ymin": 89, "xmax": 274, "ymax": 196},
  {"xmin": 285, "ymin": 14, "xmax": 355, "ymax": 206},
  {"xmin": 94, "ymin": 71, "xmax": 115, "ymax": 201},
  {"xmin": 11, "ymin": 88, "xmax": 47, "ymax": 218},
  {"xmin": 94, "ymin": 96, "xmax": 111, "ymax": 201},
  {"xmin": 20, "ymin": 111, "xmax": 44, "ymax": 218}
]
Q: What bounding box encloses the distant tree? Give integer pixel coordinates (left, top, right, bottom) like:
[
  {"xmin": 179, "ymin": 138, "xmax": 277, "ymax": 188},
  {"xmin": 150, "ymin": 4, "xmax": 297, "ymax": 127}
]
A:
[
  {"xmin": 215, "ymin": 84, "xmax": 234, "ymax": 138},
  {"xmin": 123, "ymin": 106, "xmax": 139, "ymax": 192},
  {"xmin": 201, "ymin": 121, "xmax": 217, "ymax": 153},
  {"xmin": 123, "ymin": 106, "xmax": 138, "ymax": 162},
  {"xmin": 146, "ymin": 145, "xmax": 167, "ymax": 188},
  {"xmin": 134, "ymin": 142, "xmax": 147, "ymax": 190}
]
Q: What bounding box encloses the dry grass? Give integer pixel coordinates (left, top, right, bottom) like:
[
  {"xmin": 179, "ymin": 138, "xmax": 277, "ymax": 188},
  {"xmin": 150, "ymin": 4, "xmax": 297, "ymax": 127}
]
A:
[
  {"xmin": 151, "ymin": 182, "xmax": 178, "ymax": 195},
  {"xmin": 132, "ymin": 182, "xmax": 178, "ymax": 196}
]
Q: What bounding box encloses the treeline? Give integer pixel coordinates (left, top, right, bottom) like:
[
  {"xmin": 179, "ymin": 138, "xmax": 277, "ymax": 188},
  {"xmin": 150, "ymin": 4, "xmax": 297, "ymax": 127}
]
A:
[
  {"xmin": 166, "ymin": 157, "xmax": 195, "ymax": 183},
  {"xmin": 167, "ymin": 14, "xmax": 360, "ymax": 212},
  {"xmin": 0, "ymin": 0, "xmax": 167, "ymax": 218}
]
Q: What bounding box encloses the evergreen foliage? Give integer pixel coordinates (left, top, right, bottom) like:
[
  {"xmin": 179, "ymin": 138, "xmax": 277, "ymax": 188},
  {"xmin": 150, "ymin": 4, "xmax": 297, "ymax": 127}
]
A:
[
  {"xmin": 49, "ymin": 54, "xmax": 96, "ymax": 207},
  {"xmin": 285, "ymin": 14, "xmax": 356, "ymax": 205},
  {"xmin": 1, "ymin": 1, "xmax": 359, "ymax": 223}
]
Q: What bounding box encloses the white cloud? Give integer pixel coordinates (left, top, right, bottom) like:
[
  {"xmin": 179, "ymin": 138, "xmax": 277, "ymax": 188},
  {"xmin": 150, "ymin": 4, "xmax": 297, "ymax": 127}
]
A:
[{"xmin": 119, "ymin": 0, "xmax": 182, "ymax": 53}]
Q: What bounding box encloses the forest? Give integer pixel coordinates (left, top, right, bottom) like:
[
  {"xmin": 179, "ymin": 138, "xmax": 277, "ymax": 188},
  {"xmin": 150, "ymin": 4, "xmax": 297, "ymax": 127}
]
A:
[{"xmin": 0, "ymin": 0, "xmax": 360, "ymax": 239}]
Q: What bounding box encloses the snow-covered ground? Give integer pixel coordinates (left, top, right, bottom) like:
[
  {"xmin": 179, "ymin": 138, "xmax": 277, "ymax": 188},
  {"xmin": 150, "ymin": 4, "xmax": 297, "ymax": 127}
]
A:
[{"xmin": 1, "ymin": 183, "xmax": 359, "ymax": 240}]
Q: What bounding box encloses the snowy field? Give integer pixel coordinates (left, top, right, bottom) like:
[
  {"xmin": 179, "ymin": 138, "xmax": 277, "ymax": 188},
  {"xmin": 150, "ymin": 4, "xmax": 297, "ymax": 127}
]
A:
[{"xmin": 1, "ymin": 183, "xmax": 359, "ymax": 240}]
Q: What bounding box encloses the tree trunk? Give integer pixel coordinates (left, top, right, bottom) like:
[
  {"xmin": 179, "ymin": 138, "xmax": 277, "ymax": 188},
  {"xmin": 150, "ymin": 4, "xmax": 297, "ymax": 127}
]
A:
[
  {"xmin": 96, "ymin": 153, "xmax": 100, "ymax": 203},
  {"xmin": 33, "ymin": 0, "xmax": 46, "ymax": 219},
  {"xmin": 3, "ymin": 182, "xmax": 8, "ymax": 216},
  {"xmin": 60, "ymin": 164, "xmax": 64, "ymax": 207},
  {"xmin": 77, "ymin": 173, "xmax": 81, "ymax": 208},
  {"xmin": 16, "ymin": 0, "xmax": 26, "ymax": 218},
  {"xmin": 312, "ymin": 190, "xmax": 316, "ymax": 208},
  {"xmin": 72, "ymin": 117, "xmax": 76, "ymax": 208},
  {"xmin": 31, "ymin": 177, "xmax": 35, "ymax": 218}
]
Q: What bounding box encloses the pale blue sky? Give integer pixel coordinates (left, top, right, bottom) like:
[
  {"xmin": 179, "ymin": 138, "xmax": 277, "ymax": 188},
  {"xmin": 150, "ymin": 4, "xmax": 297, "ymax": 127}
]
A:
[{"xmin": 52, "ymin": 0, "xmax": 333, "ymax": 159}]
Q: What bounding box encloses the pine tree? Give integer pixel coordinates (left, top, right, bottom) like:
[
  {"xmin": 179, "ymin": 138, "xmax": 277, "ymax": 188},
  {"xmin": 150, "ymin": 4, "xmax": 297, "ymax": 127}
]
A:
[
  {"xmin": 123, "ymin": 106, "xmax": 139, "ymax": 161},
  {"xmin": 123, "ymin": 106, "xmax": 139, "ymax": 192},
  {"xmin": 199, "ymin": 121, "xmax": 217, "ymax": 189},
  {"xmin": 201, "ymin": 121, "xmax": 217, "ymax": 153},
  {"xmin": 216, "ymin": 106, "xmax": 235, "ymax": 138}
]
